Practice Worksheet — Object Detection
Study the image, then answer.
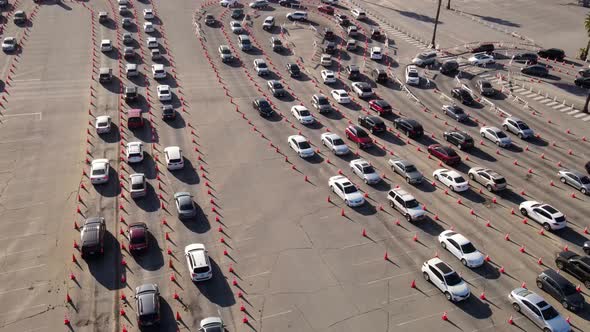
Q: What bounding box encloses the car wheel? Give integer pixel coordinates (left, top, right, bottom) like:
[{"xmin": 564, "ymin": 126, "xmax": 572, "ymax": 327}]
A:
[
  {"xmin": 406, "ymin": 177, "xmax": 411, "ymax": 183},
  {"xmin": 502, "ymin": 125, "xmax": 508, "ymax": 131},
  {"xmin": 481, "ymin": 132, "xmax": 485, "ymax": 138},
  {"xmin": 469, "ymin": 173, "xmax": 475, "ymax": 180},
  {"xmin": 518, "ymin": 133, "xmax": 523, "ymax": 139},
  {"xmin": 556, "ymin": 261, "xmax": 565, "ymax": 269},
  {"xmin": 537, "ymin": 281, "xmax": 543, "ymax": 289},
  {"xmin": 582, "ymin": 188, "xmax": 587, "ymax": 195},
  {"xmin": 562, "ymin": 301, "xmax": 569, "ymax": 310},
  {"xmin": 585, "ymin": 281, "xmax": 590, "ymax": 289},
  {"xmin": 520, "ymin": 208, "xmax": 528, "ymax": 216},
  {"xmin": 364, "ymin": 179, "xmax": 368, "ymax": 184},
  {"xmin": 457, "ymin": 144, "xmax": 462, "ymax": 150},
  {"xmin": 444, "ymin": 292, "xmax": 452, "ymax": 301},
  {"xmin": 461, "ymin": 259, "xmax": 467, "ymax": 266},
  {"xmin": 423, "ymin": 272, "xmax": 430, "ymax": 281},
  {"xmin": 332, "ymin": 148, "xmax": 337, "ymax": 154},
  {"xmin": 543, "ymin": 223, "xmax": 551, "ymax": 231},
  {"xmin": 344, "ymin": 199, "xmax": 349, "ymax": 206},
  {"xmin": 389, "ymin": 200, "xmax": 394, "ymax": 208},
  {"xmin": 405, "ymin": 214, "xmax": 412, "ymax": 222},
  {"xmin": 405, "ymin": 130, "xmax": 410, "ymax": 136},
  {"xmin": 495, "ymin": 141, "xmax": 500, "ymax": 146},
  {"xmin": 450, "ymin": 185, "xmax": 455, "ymax": 192},
  {"xmin": 434, "ymin": 175, "xmax": 439, "ymax": 181},
  {"xmin": 560, "ymin": 177, "xmax": 566, "ymax": 183},
  {"xmin": 512, "ymin": 303, "xmax": 521, "ymax": 312},
  {"xmin": 441, "ymin": 242, "xmax": 447, "ymax": 249},
  {"xmin": 330, "ymin": 185, "xmax": 335, "ymax": 192},
  {"xmin": 486, "ymin": 184, "xmax": 493, "ymax": 192}
]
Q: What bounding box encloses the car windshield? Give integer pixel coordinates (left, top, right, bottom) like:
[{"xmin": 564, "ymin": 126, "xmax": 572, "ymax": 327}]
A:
[
  {"xmin": 356, "ymin": 130, "xmax": 368, "ymax": 137},
  {"xmin": 130, "ymin": 233, "xmax": 145, "ymax": 244},
  {"xmin": 221, "ymin": 49, "xmax": 230, "ymax": 54},
  {"xmin": 555, "ymin": 216, "xmax": 566, "ymax": 223},
  {"xmin": 257, "ymin": 62, "xmax": 267, "ymax": 68},
  {"xmin": 481, "ymin": 82, "xmax": 492, "ymax": 88},
  {"xmin": 581, "ymin": 176, "xmax": 590, "ymax": 184},
  {"xmin": 290, "ymin": 65, "xmax": 300, "ymax": 71},
  {"xmin": 343, "ymin": 185, "xmax": 357, "ymax": 194},
  {"xmin": 273, "ymin": 82, "xmax": 283, "ymax": 89},
  {"xmin": 405, "ymin": 199, "xmax": 419, "ymax": 208},
  {"xmin": 298, "ymin": 141, "xmax": 311, "ymax": 149},
  {"xmin": 332, "ymin": 138, "xmax": 344, "ymax": 145},
  {"xmin": 453, "ymin": 176, "xmax": 466, "ymax": 183},
  {"xmin": 232, "ymin": 22, "xmax": 240, "ymax": 27},
  {"xmin": 362, "ymin": 166, "xmax": 375, "ymax": 174},
  {"xmin": 460, "ymin": 90, "xmax": 471, "ymax": 98},
  {"xmin": 179, "ymin": 201, "xmax": 193, "ymax": 210},
  {"xmin": 273, "ymin": 40, "xmax": 282, "ymax": 45},
  {"xmin": 446, "ymin": 149, "xmax": 458, "ymax": 157},
  {"xmin": 461, "ymin": 243, "xmax": 476, "ymax": 254},
  {"xmin": 408, "ymin": 72, "xmax": 418, "ymax": 77},
  {"xmin": 543, "ymin": 205, "xmax": 558, "ymax": 214},
  {"xmin": 169, "ymin": 158, "xmax": 181, "ymax": 163},
  {"xmin": 299, "ymin": 110, "xmax": 310, "ymax": 116},
  {"xmin": 338, "ymin": 92, "xmax": 347, "ymax": 97},
  {"xmin": 194, "ymin": 266, "xmax": 210, "ymax": 274},
  {"xmin": 562, "ymin": 283, "xmax": 577, "ymax": 295},
  {"xmin": 452, "ymin": 107, "xmax": 464, "ymax": 114},
  {"xmin": 540, "ymin": 306, "xmax": 559, "ymax": 320},
  {"xmin": 317, "ymin": 97, "xmax": 328, "ymax": 105},
  {"xmin": 493, "ymin": 177, "xmax": 506, "ymax": 184},
  {"xmin": 496, "ymin": 131, "xmax": 507, "ymax": 138},
  {"xmin": 405, "ymin": 165, "xmax": 417, "ymax": 173},
  {"xmin": 444, "ymin": 272, "xmax": 462, "ymax": 286},
  {"xmin": 97, "ymin": 121, "xmax": 108, "ymax": 127},
  {"xmin": 516, "ymin": 121, "xmax": 529, "ymax": 130},
  {"xmin": 361, "ymin": 86, "xmax": 372, "ymax": 92},
  {"xmin": 93, "ymin": 168, "xmax": 106, "ymax": 175},
  {"xmin": 131, "ymin": 182, "xmax": 144, "ymax": 190},
  {"xmin": 259, "ymin": 101, "xmax": 270, "ymax": 108}
]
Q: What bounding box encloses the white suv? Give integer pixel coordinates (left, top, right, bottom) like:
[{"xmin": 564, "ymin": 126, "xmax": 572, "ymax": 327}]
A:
[
  {"xmin": 184, "ymin": 244, "xmax": 213, "ymax": 281},
  {"xmin": 519, "ymin": 201, "xmax": 567, "ymax": 231},
  {"xmin": 126, "ymin": 142, "xmax": 144, "ymax": 163},
  {"xmin": 405, "ymin": 65, "xmax": 419, "ymax": 85},
  {"xmin": 422, "ymin": 258, "xmax": 470, "ymax": 302},
  {"xmin": 387, "ymin": 188, "xmax": 425, "ymax": 222},
  {"xmin": 152, "ymin": 64, "xmax": 166, "ymax": 79},
  {"xmin": 164, "ymin": 146, "xmax": 184, "ymax": 170}
]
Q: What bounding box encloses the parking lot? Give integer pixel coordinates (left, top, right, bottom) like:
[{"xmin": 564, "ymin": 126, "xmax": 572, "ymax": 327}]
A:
[{"xmin": 0, "ymin": 0, "xmax": 589, "ymax": 331}]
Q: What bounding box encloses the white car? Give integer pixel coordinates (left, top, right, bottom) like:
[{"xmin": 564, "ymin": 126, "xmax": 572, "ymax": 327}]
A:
[
  {"xmin": 143, "ymin": 8, "xmax": 155, "ymax": 20},
  {"xmin": 146, "ymin": 37, "xmax": 158, "ymax": 49},
  {"xmin": 350, "ymin": 8, "xmax": 366, "ymax": 20},
  {"xmin": 100, "ymin": 39, "xmax": 112, "ymax": 52},
  {"xmin": 321, "ymin": 133, "xmax": 349, "ymax": 155},
  {"xmin": 291, "ymin": 105, "xmax": 314, "ymax": 125},
  {"xmin": 129, "ymin": 173, "xmax": 147, "ymax": 198},
  {"xmin": 370, "ymin": 47, "xmax": 382, "ymax": 60},
  {"xmin": 320, "ymin": 54, "xmax": 332, "ymax": 66},
  {"xmin": 405, "ymin": 65, "xmax": 420, "ymax": 85},
  {"xmin": 422, "ymin": 258, "xmax": 470, "ymax": 302},
  {"xmin": 351, "ymin": 82, "xmax": 373, "ymax": 98},
  {"xmin": 117, "ymin": 0, "xmax": 128, "ymax": 5},
  {"xmin": 328, "ymin": 175, "xmax": 365, "ymax": 207},
  {"xmin": 230, "ymin": 21, "xmax": 243, "ymax": 33},
  {"xmin": 200, "ymin": 317, "xmax": 224, "ymax": 331},
  {"xmin": 126, "ymin": 142, "xmax": 144, "ymax": 163},
  {"xmin": 433, "ymin": 168, "xmax": 469, "ymax": 192},
  {"xmin": 184, "ymin": 244, "xmax": 213, "ymax": 281},
  {"xmin": 519, "ymin": 201, "xmax": 567, "ymax": 231},
  {"xmin": 288, "ymin": 135, "xmax": 315, "ymax": 158},
  {"xmin": 2, "ymin": 37, "xmax": 17, "ymax": 52},
  {"xmin": 164, "ymin": 146, "xmax": 184, "ymax": 170},
  {"xmin": 438, "ymin": 230, "xmax": 485, "ymax": 268},
  {"xmin": 321, "ymin": 70, "xmax": 336, "ymax": 84},
  {"xmin": 480, "ymin": 126, "xmax": 511, "ymax": 147},
  {"xmin": 350, "ymin": 159, "xmax": 381, "ymax": 184},
  {"xmin": 468, "ymin": 53, "xmax": 495, "ymax": 66},
  {"xmin": 90, "ymin": 159, "xmax": 110, "ymax": 184},
  {"xmin": 286, "ymin": 11, "xmax": 307, "ymax": 21},
  {"xmin": 157, "ymin": 85, "xmax": 172, "ymax": 101},
  {"xmin": 144, "ymin": 22, "xmax": 155, "ymax": 33},
  {"xmin": 253, "ymin": 59, "xmax": 269, "ymax": 76},
  {"xmin": 220, "ymin": 0, "xmax": 237, "ymax": 6},
  {"xmin": 331, "ymin": 89, "xmax": 351, "ymax": 104},
  {"xmin": 95, "ymin": 115, "xmax": 111, "ymax": 134},
  {"xmin": 152, "ymin": 64, "xmax": 166, "ymax": 79}
]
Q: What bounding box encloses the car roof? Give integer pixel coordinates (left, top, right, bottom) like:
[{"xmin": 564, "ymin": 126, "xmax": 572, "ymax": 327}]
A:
[
  {"xmin": 130, "ymin": 173, "xmax": 145, "ymax": 183},
  {"xmin": 92, "ymin": 158, "xmax": 109, "ymax": 166},
  {"xmin": 393, "ymin": 158, "xmax": 412, "ymax": 167},
  {"xmin": 391, "ymin": 188, "xmax": 414, "ymax": 201},
  {"xmin": 447, "ymin": 232, "xmax": 470, "ymax": 246},
  {"xmin": 289, "ymin": 134, "xmax": 307, "ymax": 143},
  {"xmin": 561, "ymin": 169, "xmax": 586, "ymax": 178},
  {"xmin": 541, "ymin": 269, "xmax": 571, "ymax": 287},
  {"xmin": 322, "ymin": 133, "xmax": 340, "ymax": 140},
  {"xmin": 165, "ymin": 146, "xmax": 181, "ymax": 157},
  {"xmin": 96, "ymin": 115, "xmax": 111, "ymax": 122}
]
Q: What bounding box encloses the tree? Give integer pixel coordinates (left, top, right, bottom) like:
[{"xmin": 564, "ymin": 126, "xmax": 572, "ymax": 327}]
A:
[
  {"xmin": 583, "ymin": 92, "xmax": 590, "ymax": 113},
  {"xmin": 446, "ymin": 0, "xmax": 451, "ymax": 10},
  {"xmin": 431, "ymin": 0, "xmax": 442, "ymax": 49},
  {"xmin": 584, "ymin": 14, "xmax": 590, "ymax": 60}
]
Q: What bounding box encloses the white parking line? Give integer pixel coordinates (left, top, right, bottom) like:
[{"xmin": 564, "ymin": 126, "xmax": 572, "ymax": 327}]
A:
[
  {"xmin": 552, "ymin": 104, "xmax": 566, "ymax": 109},
  {"xmin": 574, "ymin": 113, "xmax": 587, "ymax": 118},
  {"xmin": 262, "ymin": 310, "xmax": 292, "ymax": 320},
  {"xmin": 1, "ymin": 112, "xmax": 42, "ymax": 120},
  {"xmin": 532, "ymin": 95, "xmax": 545, "ymax": 101},
  {"xmin": 567, "ymin": 110, "xmax": 580, "ymax": 115},
  {"xmin": 583, "ymin": 115, "xmax": 590, "ymax": 121},
  {"xmin": 0, "ymin": 304, "xmax": 46, "ymax": 316},
  {"xmin": 521, "ymin": 92, "xmax": 536, "ymax": 97},
  {"xmin": 560, "ymin": 107, "xmax": 572, "ymax": 112},
  {"xmin": 0, "ymin": 264, "xmax": 45, "ymax": 276},
  {"xmin": 0, "ymin": 282, "xmax": 48, "ymax": 296},
  {"xmin": 244, "ymin": 270, "xmax": 271, "ymax": 279},
  {"xmin": 0, "ymin": 232, "xmax": 45, "ymax": 242},
  {"xmin": 514, "ymin": 88, "xmax": 527, "ymax": 93},
  {"xmin": 546, "ymin": 101, "xmax": 559, "ymax": 106},
  {"xmin": 366, "ymin": 271, "xmax": 414, "ymax": 285}
]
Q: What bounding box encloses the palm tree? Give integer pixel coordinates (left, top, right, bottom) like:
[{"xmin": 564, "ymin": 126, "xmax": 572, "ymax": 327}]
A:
[
  {"xmin": 584, "ymin": 13, "xmax": 590, "ymax": 60},
  {"xmin": 446, "ymin": 0, "xmax": 451, "ymax": 10},
  {"xmin": 431, "ymin": 0, "xmax": 442, "ymax": 49},
  {"xmin": 583, "ymin": 92, "xmax": 590, "ymax": 113}
]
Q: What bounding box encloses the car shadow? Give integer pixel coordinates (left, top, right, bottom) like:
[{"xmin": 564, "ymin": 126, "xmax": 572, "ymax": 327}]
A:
[
  {"xmin": 103, "ymin": 49, "xmax": 120, "ymax": 60},
  {"xmin": 130, "ymin": 154, "xmax": 157, "ymax": 180},
  {"xmin": 94, "ymin": 168, "xmax": 122, "ymax": 198},
  {"xmin": 181, "ymin": 203, "xmax": 211, "ymax": 234},
  {"xmin": 456, "ymin": 297, "xmax": 493, "ymax": 319},
  {"xmin": 101, "ymin": 76, "xmax": 123, "ymax": 94},
  {"xmin": 416, "ymin": 217, "xmax": 445, "ymax": 235},
  {"xmin": 148, "ymin": 298, "xmax": 176, "ymax": 331},
  {"xmin": 131, "ymin": 232, "xmax": 164, "ymax": 271},
  {"xmin": 169, "ymin": 158, "xmax": 200, "ymax": 185},
  {"xmin": 134, "ymin": 183, "xmax": 160, "ymax": 212},
  {"xmin": 457, "ymin": 188, "xmax": 486, "ymax": 204},
  {"xmin": 165, "ymin": 113, "xmax": 186, "ymax": 129},
  {"xmin": 86, "ymin": 231, "xmax": 123, "ymax": 290},
  {"xmin": 379, "ymin": 131, "xmax": 405, "ymax": 145},
  {"xmin": 373, "ymin": 180, "xmax": 391, "ymax": 192},
  {"xmin": 364, "ymin": 145, "xmax": 386, "ymax": 157},
  {"xmin": 468, "ymin": 147, "xmax": 497, "ymax": 163},
  {"xmin": 194, "ymin": 260, "xmax": 236, "ymax": 307},
  {"xmin": 98, "ymin": 123, "xmax": 121, "ymax": 144},
  {"xmin": 556, "ymin": 228, "xmax": 589, "ymax": 247},
  {"xmin": 131, "ymin": 123, "xmax": 154, "ymax": 143}
]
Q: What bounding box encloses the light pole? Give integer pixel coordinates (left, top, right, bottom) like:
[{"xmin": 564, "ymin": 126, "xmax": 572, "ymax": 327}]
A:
[
  {"xmin": 431, "ymin": 0, "xmax": 442, "ymax": 49},
  {"xmin": 446, "ymin": 0, "xmax": 451, "ymax": 10}
]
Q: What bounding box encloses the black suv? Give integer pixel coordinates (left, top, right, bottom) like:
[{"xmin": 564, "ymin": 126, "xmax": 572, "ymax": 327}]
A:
[
  {"xmin": 555, "ymin": 251, "xmax": 590, "ymax": 289},
  {"xmin": 323, "ymin": 41, "xmax": 336, "ymax": 54},
  {"xmin": 575, "ymin": 77, "xmax": 590, "ymax": 89},
  {"xmin": 231, "ymin": 9, "xmax": 243, "ymax": 19},
  {"xmin": 538, "ymin": 48, "xmax": 565, "ymax": 61},
  {"xmin": 440, "ymin": 60, "xmax": 459, "ymax": 75},
  {"xmin": 346, "ymin": 65, "xmax": 360, "ymax": 80},
  {"xmin": 443, "ymin": 131, "xmax": 474, "ymax": 150},
  {"xmin": 267, "ymin": 80, "xmax": 286, "ymax": 97},
  {"xmin": 335, "ymin": 14, "xmax": 350, "ymax": 27},
  {"xmin": 371, "ymin": 68, "xmax": 388, "ymax": 84},
  {"xmin": 286, "ymin": 63, "xmax": 301, "ymax": 78},
  {"xmin": 393, "ymin": 118, "xmax": 423, "ymax": 138},
  {"xmin": 451, "ymin": 87, "xmax": 475, "ymax": 105},
  {"xmin": 469, "ymin": 43, "xmax": 494, "ymax": 54},
  {"xmin": 537, "ymin": 269, "xmax": 584, "ymax": 311},
  {"xmin": 521, "ymin": 64, "xmax": 549, "ymax": 77},
  {"xmin": 270, "ymin": 37, "xmax": 283, "ymax": 52},
  {"xmin": 161, "ymin": 105, "xmax": 176, "ymax": 120},
  {"xmin": 135, "ymin": 284, "xmax": 161, "ymax": 326},
  {"xmin": 324, "ymin": 27, "xmax": 334, "ymax": 40},
  {"xmin": 80, "ymin": 217, "xmax": 106, "ymax": 258},
  {"xmin": 512, "ymin": 52, "xmax": 538, "ymax": 64},
  {"xmin": 252, "ymin": 98, "xmax": 274, "ymax": 117},
  {"xmin": 124, "ymin": 86, "xmax": 138, "ymax": 102},
  {"xmin": 358, "ymin": 115, "xmax": 386, "ymax": 134}
]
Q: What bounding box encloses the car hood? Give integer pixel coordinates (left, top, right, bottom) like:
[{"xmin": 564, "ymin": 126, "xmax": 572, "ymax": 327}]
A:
[
  {"xmin": 546, "ymin": 314, "xmax": 571, "ymax": 332},
  {"xmin": 334, "ymin": 145, "xmax": 349, "ymax": 153},
  {"xmin": 408, "ymin": 206, "xmax": 426, "ymax": 218},
  {"xmin": 448, "ymin": 282, "xmax": 470, "ymax": 297},
  {"xmin": 344, "ymin": 191, "xmax": 364, "ymax": 202},
  {"xmin": 407, "ymin": 170, "xmax": 423, "ymax": 180},
  {"xmin": 464, "ymin": 251, "xmax": 484, "ymax": 264},
  {"xmin": 565, "ymin": 293, "xmax": 585, "ymax": 306},
  {"xmin": 299, "ymin": 147, "xmax": 315, "ymax": 155},
  {"xmin": 364, "ymin": 173, "xmax": 381, "ymax": 181}
]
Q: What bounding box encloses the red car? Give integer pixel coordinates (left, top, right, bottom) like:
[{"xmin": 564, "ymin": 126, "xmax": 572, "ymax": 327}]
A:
[
  {"xmin": 318, "ymin": 5, "xmax": 334, "ymax": 15},
  {"xmin": 345, "ymin": 125, "xmax": 373, "ymax": 149},
  {"xmin": 369, "ymin": 99, "xmax": 392, "ymax": 115},
  {"xmin": 128, "ymin": 222, "xmax": 149, "ymax": 253},
  {"xmin": 428, "ymin": 144, "xmax": 461, "ymax": 165}
]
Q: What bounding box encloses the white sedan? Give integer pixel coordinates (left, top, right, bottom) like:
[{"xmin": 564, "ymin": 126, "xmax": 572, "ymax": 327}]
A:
[
  {"xmin": 331, "ymin": 89, "xmax": 350, "ymax": 104},
  {"xmin": 143, "ymin": 8, "xmax": 155, "ymax": 20},
  {"xmin": 328, "ymin": 175, "xmax": 365, "ymax": 207},
  {"xmin": 438, "ymin": 230, "xmax": 485, "ymax": 268},
  {"xmin": 90, "ymin": 159, "xmax": 110, "ymax": 184},
  {"xmin": 433, "ymin": 168, "xmax": 469, "ymax": 192},
  {"xmin": 480, "ymin": 126, "xmax": 511, "ymax": 147},
  {"xmin": 321, "ymin": 70, "xmax": 336, "ymax": 84},
  {"xmin": 350, "ymin": 158, "xmax": 381, "ymax": 184},
  {"xmin": 157, "ymin": 85, "xmax": 172, "ymax": 101},
  {"xmin": 468, "ymin": 53, "xmax": 495, "ymax": 66},
  {"xmin": 370, "ymin": 47, "xmax": 382, "ymax": 60},
  {"xmin": 288, "ymin": 135, "xmax": 315, "ymax": 158},
  {"xmin": 321, "ymin": 133, "xmax": 349, "ymax": 155},
  {"xmin": 519, "ymin": 201, "xmax": 567, "ymax": 231},
  {"xmin": 144, "ymin": 22, "xmax": 155, "ymax": 33},
  {"xmin": 95, "ymin": 115, "xmax": 112, "ymax": 134},
  {"xmin": 291, "ymin": 105, "xmax": 314, "ymax": 125},
  {"xmin": 230, "ymin": 21, "xmax": 243, "ymax": 33}
]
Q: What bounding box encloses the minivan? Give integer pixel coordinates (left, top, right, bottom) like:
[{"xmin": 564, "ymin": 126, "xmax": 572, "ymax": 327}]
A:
[{"xmin": 238, "ymin": 35, "xmax": 252, "ymax": 51}]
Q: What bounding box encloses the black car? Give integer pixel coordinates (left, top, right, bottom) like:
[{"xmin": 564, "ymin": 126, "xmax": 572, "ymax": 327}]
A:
[
  {"xmin": 451, "ymin": 87, "xmax": 475, "ymax": 105},
  {"xmin": 538, "ymin": 48, "xmax": 565, "ymax": 61},
  {"xmin": 286, "ymin": 63, "xmax": 301, "ymax": 78},
  {"xmin": 470, "ymin": 43, "xmax": 494, "ymax": 54},
  {"xmin": 555, "ymin": 251, "xmax": 590, "ymax": 289},
  {"xmin": 252, "ymin": 98, "xmax": 274, "ymax": 117},
  {"xmin": 324, "ymin": 28, "xmax": 334, "ymax": 40},
  {"xmin": 335, "ymin": 14, "xmax": 350, "ymax": 27},
  {"xmin": 358, "ymin": 115, "xmax": 386, "ymax": 133},
  {"xmin": 371, "ymin": 29, "xmax": 382, "ymax": 40},
  {"xmin": 270, "ymin": 37, "xmax": 283, "ymax": 52},
  {"xmin": 440, "ymin": 60, "xmax": 459, "ymax": 75},
  {"xmin": 393, "ymin": 118, "xmax": 423, "ymax": 138},
  {"xmin": 512, "ymin": 52, "xmax": 538, "ymax": 64},
  {"xmin": 80, "ymin": 217, "xmax": 106, "ymax": 258},
  {"xmin": 584, "ymin": 241, "xmax": 590, "ymax": 255},
  {"xmin": 279, "ymin": 0, "xmax": 300, "ymax": 7},
  {"xmin": 521, "ymin": 64, "xmax": 549, "ymax": 77},
  {"xmin": 346, "ymin": 65, "xmax": 360, "ymax": 80},
  {"xmin": 205, "ymin": 14, "xmax": 215, "ymax": 25},
  {"xmin": 371, "ymin": 68, "xmax": 388, "ymax": 84},
  {"xmin": 267, "ymin": 80, "xmax": 286, "ymax": 97},
  {"xmin": 135, "ymin": 284, "xmax": 161, "ymax": 327},
  {"xmin": 537, "ymin": 269, "xmax": 585, "ymax": 311},
  {"xmin": 575, "ymin": 77, "xmax": 590, "ymax": 89},
  {"xmin": 124, "ymin": 86, "xmax": 138, "ymax": 102},
  {"xmin": 578, "ymin": 68, "xmax": 590, "ymax": 78},
  {"xmin": 231, "ymin": 9, "xmax": 243, "ymax": 19},
  {"xmin": 161, "ymin": 105, "xmax": 176, "ymax": 120},
  {"xmin": 323, "ymin": 41, "xmax": 336, "ymax": 54},
  {"xmin": 443, "ymin": 130, "xmax": 474, "ymax": 150}
]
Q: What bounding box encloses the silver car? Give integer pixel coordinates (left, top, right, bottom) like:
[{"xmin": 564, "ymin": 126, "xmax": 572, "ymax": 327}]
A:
[
  {"xmin": 350, "ymin": 159, "xmax": 381, "ymax": 185},
  {"xmin": 174, "ymin": 192, "xmax": 196, "ymax": 218},
  {"xmin": 442, "ymin": 105, "xmax": 469, "ymax": 122},
  {"xmin": 468, "ymin": 167, "xmax": 507, "ymax": 192},
  {"xmin": 502, "ymin": 117, "xmax": 534, "ymax": 139},
  {"xmin": 388, "ymin": 158, "xmax": 423, "ymax": 184},
  {"xmin": 509, "ymin": 288, "xmax": 571, "ymax": 332},
  {"xmin": 558, "ymin": 169, "xmax": 590, "ymax": 194}
]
